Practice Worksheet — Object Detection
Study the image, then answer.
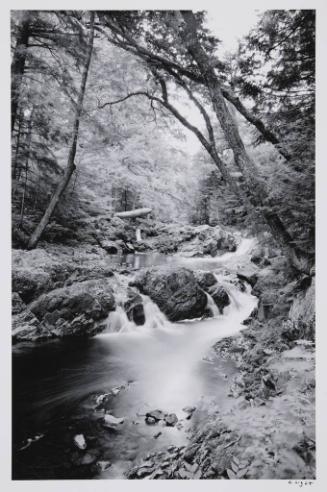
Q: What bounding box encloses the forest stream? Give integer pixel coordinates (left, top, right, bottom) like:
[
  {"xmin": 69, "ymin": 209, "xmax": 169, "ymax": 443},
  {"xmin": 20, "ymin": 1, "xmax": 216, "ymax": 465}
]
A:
[
  {"xmin": 12, "ymin": 239, "xmax": 258, "ymax": 479},
  {"xmin": 10, "ymin": 7, "xmax": 316, "ymax": 482}
]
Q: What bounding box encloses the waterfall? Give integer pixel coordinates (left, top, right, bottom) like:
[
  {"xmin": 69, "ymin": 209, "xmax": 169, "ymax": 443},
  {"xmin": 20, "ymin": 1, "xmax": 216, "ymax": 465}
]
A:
[
  {"xmin": 214, "ymin": 273, "xmax": 242, "ymax": 310},
  {"xmin": 205, "ymin": 292, "xmax": 219, "ymax": 317},
  {"xmin": 136, "ymin": 228, "xmax": 142, "ymax": 242},
  {"xmin": 106, "ymin": 306, "xmax": 135, "ymax": 333},
  {"xmin": 141, "ymin": 294, "xmax": 170, "ymax": 330},
  {"xmin": 105, "ymin": 294, "xmax": 170, "ymax": 334}
]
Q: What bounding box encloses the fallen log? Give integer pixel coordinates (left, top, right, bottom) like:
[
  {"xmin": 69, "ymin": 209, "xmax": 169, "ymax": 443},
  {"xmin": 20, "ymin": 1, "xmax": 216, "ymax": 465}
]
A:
[{"xmin": 114, "ymin": 208, "xmax": 152, "ymax": 219}]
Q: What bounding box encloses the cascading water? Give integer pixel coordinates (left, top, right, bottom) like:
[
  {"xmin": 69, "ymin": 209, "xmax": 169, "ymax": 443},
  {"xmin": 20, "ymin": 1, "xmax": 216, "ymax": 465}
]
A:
[
  {"xmin": 205, "ymin": 292, "xmax": 220, "ymax": 317},
  {"xmin": 106, "ymin": 295, "xmax": 170, "ymax": 334},
  {"xmin": 12, "ymin": 235, "xmax": 259, "ymax": 479}
]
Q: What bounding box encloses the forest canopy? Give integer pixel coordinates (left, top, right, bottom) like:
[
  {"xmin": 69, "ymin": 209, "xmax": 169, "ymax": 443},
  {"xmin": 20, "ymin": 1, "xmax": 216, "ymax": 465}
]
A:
[{"xmin": 11, "ymin": 9, "xmax": 315, "ymax": 269}]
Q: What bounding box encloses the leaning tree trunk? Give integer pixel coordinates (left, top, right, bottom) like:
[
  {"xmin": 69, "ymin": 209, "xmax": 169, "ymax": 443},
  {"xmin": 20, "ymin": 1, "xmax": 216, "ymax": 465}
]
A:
[
  {"xmin": 11, "ymin": 12, "xmax": 31, "ymax": 133},
  {"xmin": 27, "ymin": 13, "xmax": 95, "ymax": 250},
  {"xmin": 115, "ymin": 208, "xmax": 152, "ymax": 219},
  {"xmin": 179, "ymin": 11, "xmax": 307, "ymax": 271}
]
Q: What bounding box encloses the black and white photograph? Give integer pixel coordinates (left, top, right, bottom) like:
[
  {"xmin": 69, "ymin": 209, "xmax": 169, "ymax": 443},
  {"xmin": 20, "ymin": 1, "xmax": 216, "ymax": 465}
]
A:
[{"xmin": 5, "ymin": 0, "xmax": 323, "ymax": 485}]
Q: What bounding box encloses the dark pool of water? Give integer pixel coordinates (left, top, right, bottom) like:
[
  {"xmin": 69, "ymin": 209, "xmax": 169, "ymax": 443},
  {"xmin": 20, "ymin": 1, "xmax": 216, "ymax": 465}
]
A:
[{"xmin": 12, "ymin": 329, "xmax": 237, "ymax": 479}]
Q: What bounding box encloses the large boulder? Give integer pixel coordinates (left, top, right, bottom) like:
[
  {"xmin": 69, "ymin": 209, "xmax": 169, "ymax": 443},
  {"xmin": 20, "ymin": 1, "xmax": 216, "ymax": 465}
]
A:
[
  {"xmin": 195, "ymin": 271, "xmax": 217, "ymax": 290},
  {"xmin": 12, "ymin": 293, "xmax": 51, "ymax": 343},
  {"xmin": 12, "ymin": 247, "xmax": 115, "ymax": 295},
  {"xmin": 29, "ymin": 279, "xmax": 116, "ymax": 337},
  {"xmin": 130, "ymin": 267, "xmax": 207, "ymax": 322},
  {"xmin": 209, "ymin": 285, "xmax": 230, "ymax": 314},
  {"xmin": 12, "ymin": 268, "xmax": 52, "ymax": 303},
  {"xmin": 124, "ymin": 288, "xmax": 145, "ymax": 325}
]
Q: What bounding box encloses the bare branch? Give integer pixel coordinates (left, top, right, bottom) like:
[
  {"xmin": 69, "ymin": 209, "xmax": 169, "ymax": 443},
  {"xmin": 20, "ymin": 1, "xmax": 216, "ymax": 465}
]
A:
[{"xmin": 95, "ymin": 20, "xmax": 290, "ymax": 160}]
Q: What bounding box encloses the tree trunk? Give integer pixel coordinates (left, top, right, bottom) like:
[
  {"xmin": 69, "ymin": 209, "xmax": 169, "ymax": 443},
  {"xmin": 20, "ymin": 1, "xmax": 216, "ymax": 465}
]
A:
[
  {"xmin": 12, "ymin": 108, "xmax": 23, "ymax": 180},
  {"xmin": 19, "ymin": 110, "xmax": 33, "ymax": 226},
  {"xmin": 11, "ymin": 12, "xmax": 31, "ymax": 133},
  {"xmin": 27, "ymin": 13, "xmax": 95, "ymax": 250},
  {"xmin": 179, "ymin": 11, "xmax": 306, "ymax": 270},
  {"xmin": 115, "ymin": 207, "xmax": 152, "ymax": 219}
]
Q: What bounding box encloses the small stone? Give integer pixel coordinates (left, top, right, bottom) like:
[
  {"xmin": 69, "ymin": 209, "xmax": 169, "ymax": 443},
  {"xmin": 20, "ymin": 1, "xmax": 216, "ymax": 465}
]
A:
[
  {"xmin": 73, "ymin": 434, "xmax": 87, "ymax": 450},
  {"xmin": 183, "ymin": 444, "xmax": 199, "ymax": 463},
  {"xmin": 183, "ymin": 406, "xmax": 196, "ymax": 419},
  {"xmin": 134, "ymin": 463, "xmax": 155, "ymax": 478},
  {"xmin": 146, "ymin": 409, "xmax": 166, "ymax": 421},
  {"xmin": 178, "ymin": 468, "xmax": 193, "ymax": 479},
  {"xmin": 182, "ymin": 406, "xmax": 196, "ymax": 414},
  {"xmin": 145, "ymin": 416, "xmax": 157, "ymax": 425},
  {"xmin": 97, "ymin": 460, "xmax": 111, "ymax": 471},
  {"xmin": 164, "ymin": 413, "xmax": 178, "ymax": 426},
  {"xmin": 236, "ymin": 468, "xmax": 248, "ymax": 478},
  {"xmin": 261, "ymin": 374, "xmax": 276, "ymax": 391},
  {"xmin": 80, "ymin": 452, "xmax": 96, "ymax": 465},
  {"xmin": 110, "ymin": 384, "xmax": 126, "ymax": 396},
  {"xmin": 184, "ymin": 462, "xmax": 199, "ymax": 473},
  {"xmin": 227, "ymin": 468, "xmax": 237, "ymax": 479},
  {"xmin": 95, "ymin": 393, "xmax": 110, "ymax": 406},
  {"xmin": 102, "ymin": 414, "xmax": 124, "ymax": 429}
]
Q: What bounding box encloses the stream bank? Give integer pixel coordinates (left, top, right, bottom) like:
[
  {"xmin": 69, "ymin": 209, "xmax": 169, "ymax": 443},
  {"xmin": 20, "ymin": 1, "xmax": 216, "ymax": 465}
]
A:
[
  {"xmin": 11, "ymin": 221, "xmax": 315, "ymax": 480},
  {"xmin": 125, "ymin": 254, "xmax": 315, "ymax": 480}
]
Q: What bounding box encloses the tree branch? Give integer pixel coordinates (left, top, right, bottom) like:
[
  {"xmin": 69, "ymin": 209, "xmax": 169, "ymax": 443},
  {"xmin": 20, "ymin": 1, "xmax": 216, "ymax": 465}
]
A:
[
  {"xmin": 221, "ymin": 86, "xmax": 290, "ymax": 160},
  {"xmin": 95, "ymin": 19, "xmax": 290, "ymax": 160}
]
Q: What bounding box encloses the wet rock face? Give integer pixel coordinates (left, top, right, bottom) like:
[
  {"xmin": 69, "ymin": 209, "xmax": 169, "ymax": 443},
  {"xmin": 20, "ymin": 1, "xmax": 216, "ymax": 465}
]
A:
[
  {"xmin": 131, "ymin": 267, "xmax": 207, "ymax": 322},
  {"xmin": 194, "ymin": 271, "xmax": 230, "ymax": 314},
  {"xmin": 124, "ymin": 288, "xmax": 145, "ymax": 326},
  {"xmin": 29, "ymin": 279, "xmax": 116, "ymax": 337},
  {"xmin": 237, "ymin": 271, "xmax": 258, "ymax": 289},
  {"xmin": 210, "ymin": 285, "xmax": 230, "ymax": 314}
]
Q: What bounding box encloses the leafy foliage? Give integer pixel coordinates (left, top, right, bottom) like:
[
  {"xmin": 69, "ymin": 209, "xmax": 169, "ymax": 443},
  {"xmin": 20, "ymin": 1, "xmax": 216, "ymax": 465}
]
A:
[{"xmin": 11, "ymin": 9, "xmax": 315, "ymax": 262}]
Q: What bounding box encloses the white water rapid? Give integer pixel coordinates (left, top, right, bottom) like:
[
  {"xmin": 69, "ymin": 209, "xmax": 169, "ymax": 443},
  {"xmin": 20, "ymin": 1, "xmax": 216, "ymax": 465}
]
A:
[
  {"xmin": 98, "ymin": 237, "xmax": 258, "ymax": 422},
  {"xmin": 13, "ymin": 236, "xmax": 258, "ymax": 479}
]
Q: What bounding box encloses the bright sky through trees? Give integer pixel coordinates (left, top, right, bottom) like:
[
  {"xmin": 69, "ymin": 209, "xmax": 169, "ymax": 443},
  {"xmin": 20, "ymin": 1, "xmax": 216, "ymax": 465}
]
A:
[{"xmin": 179, "ymin": 9, "xmax": 262, "ymax": 154}]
